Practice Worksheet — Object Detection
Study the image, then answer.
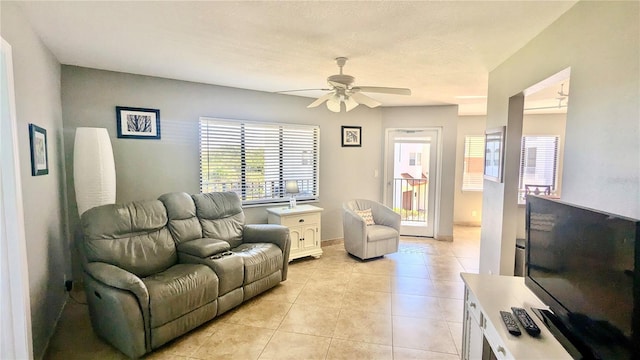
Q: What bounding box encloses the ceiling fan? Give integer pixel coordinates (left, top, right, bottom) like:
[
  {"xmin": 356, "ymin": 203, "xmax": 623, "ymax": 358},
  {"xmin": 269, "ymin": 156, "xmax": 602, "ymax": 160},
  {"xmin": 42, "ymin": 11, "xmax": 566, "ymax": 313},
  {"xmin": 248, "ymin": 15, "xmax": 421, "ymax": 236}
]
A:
[{"xmin": 279, "ymin": 57, "xmax": 411, "ymax": 112}]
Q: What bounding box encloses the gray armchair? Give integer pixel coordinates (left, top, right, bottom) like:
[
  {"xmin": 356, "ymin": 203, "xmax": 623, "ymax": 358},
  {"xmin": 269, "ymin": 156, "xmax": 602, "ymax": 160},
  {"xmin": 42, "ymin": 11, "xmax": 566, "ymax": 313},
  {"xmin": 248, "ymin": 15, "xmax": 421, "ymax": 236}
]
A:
[{"xmin": 342, "ymin": 199, "xmax": 401, "ymax": 260}]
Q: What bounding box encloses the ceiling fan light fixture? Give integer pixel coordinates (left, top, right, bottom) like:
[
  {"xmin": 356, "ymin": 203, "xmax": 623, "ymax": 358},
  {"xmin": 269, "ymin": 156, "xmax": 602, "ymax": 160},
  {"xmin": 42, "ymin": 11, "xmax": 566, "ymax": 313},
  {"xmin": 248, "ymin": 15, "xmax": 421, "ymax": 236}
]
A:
[
  {"xmin": 326, "ymin": 96, "xmax": 341, "ymax": 112},
  {"xmin": 344, "ymin": 96, "xmax": 359, "ymax": 112}
]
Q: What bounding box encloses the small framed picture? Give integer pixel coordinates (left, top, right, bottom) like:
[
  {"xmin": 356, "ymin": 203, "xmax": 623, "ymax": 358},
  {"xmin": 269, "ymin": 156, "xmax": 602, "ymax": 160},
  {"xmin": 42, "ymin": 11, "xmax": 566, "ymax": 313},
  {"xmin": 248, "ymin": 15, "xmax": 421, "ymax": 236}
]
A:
[
  {"xmin": 484, "ymin": 126, "xmax": 506, "ymax": 182},
  {"xmin": 29, "ymin": 123, "xmax": 49, "ymax": 176},
  {"xmin": 116, "ymin": 106, "xmax": 161, "ymax": 139},
  {"xmin": 341, "ymin": 126, "xmax": 362, "ymax": 147}
]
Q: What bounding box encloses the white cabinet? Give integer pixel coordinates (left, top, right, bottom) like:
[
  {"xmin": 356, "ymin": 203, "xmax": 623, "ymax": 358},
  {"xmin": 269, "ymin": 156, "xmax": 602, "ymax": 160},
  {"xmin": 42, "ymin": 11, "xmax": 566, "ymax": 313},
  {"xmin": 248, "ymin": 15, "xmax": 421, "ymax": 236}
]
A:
[
  {"xmin": 460, "ymin": 273, "xmax": 572, "ymax": 360},
  {"xmin": 266, "ymin": 205, "xmax": 323, "ymax": 261}
]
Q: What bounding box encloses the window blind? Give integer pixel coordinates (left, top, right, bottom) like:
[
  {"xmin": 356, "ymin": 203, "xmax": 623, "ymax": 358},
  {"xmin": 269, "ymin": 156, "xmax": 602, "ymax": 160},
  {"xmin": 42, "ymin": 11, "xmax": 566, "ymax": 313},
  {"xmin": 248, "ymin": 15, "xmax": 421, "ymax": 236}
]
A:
[
  {"xmin": 200, "ymin": 118, "xmax": 319, "ymax": 205},
  {"xmin": 462, "ymin": 135, "xmax": 485, "ymax": 191},
  {"xmin": 518, "ymin": 136, "xmax": 559, "ymax": 202}
]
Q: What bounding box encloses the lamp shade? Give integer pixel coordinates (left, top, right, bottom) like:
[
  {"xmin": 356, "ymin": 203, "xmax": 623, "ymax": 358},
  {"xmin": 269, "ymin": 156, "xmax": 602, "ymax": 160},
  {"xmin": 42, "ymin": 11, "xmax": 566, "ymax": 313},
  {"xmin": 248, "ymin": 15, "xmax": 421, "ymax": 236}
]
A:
[
  {"xmin": 285, "ymin": 180, "xmax": 299, "ymax": 194},
  {"xmin": 73, "ymin": 127, "xmax": 116, "ymax": 216}
]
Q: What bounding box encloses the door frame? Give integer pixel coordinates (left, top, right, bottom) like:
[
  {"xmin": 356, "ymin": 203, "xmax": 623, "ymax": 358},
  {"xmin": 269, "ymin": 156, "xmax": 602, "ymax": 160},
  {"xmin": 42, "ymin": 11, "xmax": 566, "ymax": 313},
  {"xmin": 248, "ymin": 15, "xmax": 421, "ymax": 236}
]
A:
[
  {"xmin": 1, "ymin": 37, "xmax": 34, "ymax": 359},
  {"xmin": 383, "ymin": 127, "xmax": 443, "ymax": 238}
]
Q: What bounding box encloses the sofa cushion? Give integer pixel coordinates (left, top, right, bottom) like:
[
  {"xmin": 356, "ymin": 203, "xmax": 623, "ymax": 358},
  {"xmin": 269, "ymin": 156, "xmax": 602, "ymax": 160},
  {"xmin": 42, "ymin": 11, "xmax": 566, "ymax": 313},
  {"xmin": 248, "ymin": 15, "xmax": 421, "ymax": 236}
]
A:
[
  {"xmin": 366, "ymin": 225, "xmax": 399, "ymax": 242},
  {"xmin": 233, "ymin": 243, "xmax": 283, "ymax": 283},
  {"xmin": 159, "ymin": 192, "xmax": 203, "ymax": 244},
  {"xmin": 143, "ymin": 264, "xmax": 218, "ymax": 328},
  {"xmin": 192, "ymin": 192, "xmax": 245, "ymax": 249},
  {"xmin": 81, "ymin": 201, "xmax": 177, "ymax": 277}
]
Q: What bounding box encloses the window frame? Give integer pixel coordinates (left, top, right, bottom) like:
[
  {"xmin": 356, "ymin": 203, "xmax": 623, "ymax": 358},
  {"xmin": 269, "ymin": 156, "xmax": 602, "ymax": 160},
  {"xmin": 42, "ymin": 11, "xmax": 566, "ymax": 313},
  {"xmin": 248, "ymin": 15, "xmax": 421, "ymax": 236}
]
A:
[
  {"xmin": 199, "ymin": 117, "xmax": 320, "ymax": 206},
  {"xmin": 518, "ymin": 135, "xmax": 560, "ymax": 204},
  {"xmin": 462, "ymin": 135, "xmax": 485, "ymax": 191}
]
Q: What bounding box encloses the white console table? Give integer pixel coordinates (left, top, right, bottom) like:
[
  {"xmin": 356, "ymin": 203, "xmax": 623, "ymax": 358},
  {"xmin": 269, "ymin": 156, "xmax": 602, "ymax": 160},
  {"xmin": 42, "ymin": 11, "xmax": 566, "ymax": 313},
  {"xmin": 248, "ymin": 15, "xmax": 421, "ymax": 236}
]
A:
[
  {"xmin": 266, "ymin": 205, "xmax": 323, "ymax": 262},
  {"xmin": 460, "ymin": 273, "xmax": 572, "ymax": 360}
]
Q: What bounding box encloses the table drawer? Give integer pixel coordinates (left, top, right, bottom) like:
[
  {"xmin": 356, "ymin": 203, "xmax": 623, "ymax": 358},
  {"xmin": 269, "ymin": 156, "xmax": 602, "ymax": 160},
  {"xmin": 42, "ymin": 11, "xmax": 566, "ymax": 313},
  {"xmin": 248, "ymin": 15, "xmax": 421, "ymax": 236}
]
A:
[
  {"xmin": 280, "ymin": 213, "xmax": 320, "ymax": 227},
  {"xmin": 483, "ymin": 315, "xmax": 514, "ymax": 360}
]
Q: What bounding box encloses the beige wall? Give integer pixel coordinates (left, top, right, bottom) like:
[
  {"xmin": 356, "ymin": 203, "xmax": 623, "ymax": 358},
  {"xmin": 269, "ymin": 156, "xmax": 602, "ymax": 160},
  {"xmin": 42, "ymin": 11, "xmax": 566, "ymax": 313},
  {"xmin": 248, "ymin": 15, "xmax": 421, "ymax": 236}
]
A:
[
  {"xmin": 480, "ymin": 1, "xmax": 639, "ymax": 275},
  {"xmin": 1, "ymin": 3, "xmax": 69, "ymax": 359},
  {"xmin": 454, "ymin": 116, "xmax": 486, "ymax": 226}
]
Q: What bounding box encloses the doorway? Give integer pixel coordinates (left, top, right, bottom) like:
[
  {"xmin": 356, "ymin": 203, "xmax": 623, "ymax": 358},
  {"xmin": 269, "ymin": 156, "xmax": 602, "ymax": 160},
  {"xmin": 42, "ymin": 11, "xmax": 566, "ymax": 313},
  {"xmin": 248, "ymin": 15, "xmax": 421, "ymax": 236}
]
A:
[{"xmin": 384, "ymin": 128, "xmax": 440, "ymax": 237}]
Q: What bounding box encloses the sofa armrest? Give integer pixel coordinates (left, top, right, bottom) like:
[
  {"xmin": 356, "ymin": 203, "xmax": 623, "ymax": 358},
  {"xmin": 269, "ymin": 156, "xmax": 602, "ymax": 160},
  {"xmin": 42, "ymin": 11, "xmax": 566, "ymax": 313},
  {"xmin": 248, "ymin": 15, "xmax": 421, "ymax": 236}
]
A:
[
  {"xmin": 177, "ymin": 238, "xmax": 231, "ymax": 258},
  {"xmin": 243, "ymin": 224, "xmax": 289, "ymax": 248},
  {"xmin": 243, "ymin": 224, "xmax": 291, "ymax": 280},
  {"xmin": 84, "ymin": 262, "xmax": 149, "ymax": 305}
]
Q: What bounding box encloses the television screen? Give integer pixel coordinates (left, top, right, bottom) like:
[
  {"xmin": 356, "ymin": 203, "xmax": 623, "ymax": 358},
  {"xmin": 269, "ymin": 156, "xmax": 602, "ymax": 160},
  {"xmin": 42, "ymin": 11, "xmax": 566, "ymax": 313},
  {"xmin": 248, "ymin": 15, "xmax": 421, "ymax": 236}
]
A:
[{"xmin": 525, "ymin": 196, "xmax": 639, "ymax": 359}]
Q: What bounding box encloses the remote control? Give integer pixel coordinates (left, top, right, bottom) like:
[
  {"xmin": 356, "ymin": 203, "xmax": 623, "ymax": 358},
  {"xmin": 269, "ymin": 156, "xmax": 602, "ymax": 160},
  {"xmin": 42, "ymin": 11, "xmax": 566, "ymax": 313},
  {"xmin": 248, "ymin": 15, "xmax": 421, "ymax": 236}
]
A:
[
  {"xmin": 500, "ymin": 311, "xmax": 522, "ymax": 336},
  {"xmin": 511, "ymin": 307, "xmax": 541, "ymax": 336}
]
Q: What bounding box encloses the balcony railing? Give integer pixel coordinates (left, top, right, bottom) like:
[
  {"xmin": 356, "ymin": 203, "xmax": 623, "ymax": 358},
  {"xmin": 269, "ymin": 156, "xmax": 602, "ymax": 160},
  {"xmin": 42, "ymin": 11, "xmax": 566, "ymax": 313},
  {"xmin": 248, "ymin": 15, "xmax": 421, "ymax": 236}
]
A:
[
  {"xmin": 391, "ymin": 177, "xmax": 428, "ymax": 222},
  {"xmin": 201, "ymin": 179, "xmax": 316, "ymax": 203}
]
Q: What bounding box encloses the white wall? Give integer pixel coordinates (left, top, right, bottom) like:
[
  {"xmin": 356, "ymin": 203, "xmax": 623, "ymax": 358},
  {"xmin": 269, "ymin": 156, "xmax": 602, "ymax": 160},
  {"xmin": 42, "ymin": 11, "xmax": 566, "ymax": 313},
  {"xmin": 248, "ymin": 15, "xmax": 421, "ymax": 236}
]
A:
[
  {"xmin": 381, "ymin": 106, "xmax": 458, "ymax": 240},
  {"xmin": 480, "ymin": 1, "xmax": 639, "ymax": 275},
  {"xmin": 0, "ymin": 3, "xmax": 69, "ymax": 359}
]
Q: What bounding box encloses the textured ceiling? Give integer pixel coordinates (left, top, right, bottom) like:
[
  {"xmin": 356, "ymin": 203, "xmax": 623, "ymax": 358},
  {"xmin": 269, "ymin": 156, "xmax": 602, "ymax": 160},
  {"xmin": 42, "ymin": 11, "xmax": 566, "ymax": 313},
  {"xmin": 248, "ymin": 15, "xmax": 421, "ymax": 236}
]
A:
[{"xmin": 16, "ymin": 1, "xmax": 577, "ymax": 115}]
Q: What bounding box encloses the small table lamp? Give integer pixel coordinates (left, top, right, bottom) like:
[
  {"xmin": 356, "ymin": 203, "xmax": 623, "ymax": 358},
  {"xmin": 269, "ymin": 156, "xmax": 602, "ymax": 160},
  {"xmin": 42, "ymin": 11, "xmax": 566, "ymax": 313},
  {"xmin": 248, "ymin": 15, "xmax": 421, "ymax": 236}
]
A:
[{"xmin": 285, "ymin": 180, "xmax": 299, "ymax": 208}]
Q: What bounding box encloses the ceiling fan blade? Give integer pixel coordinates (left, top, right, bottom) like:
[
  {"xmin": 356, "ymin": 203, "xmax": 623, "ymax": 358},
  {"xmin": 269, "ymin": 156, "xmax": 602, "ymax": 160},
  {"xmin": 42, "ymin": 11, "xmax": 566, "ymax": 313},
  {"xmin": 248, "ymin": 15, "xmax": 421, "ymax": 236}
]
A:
[
  {"xmin": 326, "ymin": 96, "xmax": 341, "ymax": 112},
  {"xmin": 307, "ymin": 93, "xmax": 335, "ymax": 108},
  {"xmin": 353, "ymin": 86, "xmax": 411, "ymax": 95},
  {"xmin": 350, "ymin": 92, "xmax": 382, "ymax": 108},
  {"xmin": 344, "ymin": 96, "xmax": 359, "ymax": 112},
  {"xmin": 276, "ymin": 88, "xmax": 330, "ymax": 94}
]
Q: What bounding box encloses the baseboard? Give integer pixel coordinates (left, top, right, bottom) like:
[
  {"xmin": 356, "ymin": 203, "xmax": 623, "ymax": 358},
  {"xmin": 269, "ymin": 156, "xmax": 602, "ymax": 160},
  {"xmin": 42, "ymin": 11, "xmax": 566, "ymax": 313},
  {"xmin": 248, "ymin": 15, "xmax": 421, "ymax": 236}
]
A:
[
  {"xmin": 454, "ymin": 221, "xmax": 482, "ymax": 227},
  {"xmin": 435, "ymin": 235, "xmax": 454, "ymax": 242},
  {"xmin": 321, "ymin": 238, "xmax": 343, "ymax": 247}
]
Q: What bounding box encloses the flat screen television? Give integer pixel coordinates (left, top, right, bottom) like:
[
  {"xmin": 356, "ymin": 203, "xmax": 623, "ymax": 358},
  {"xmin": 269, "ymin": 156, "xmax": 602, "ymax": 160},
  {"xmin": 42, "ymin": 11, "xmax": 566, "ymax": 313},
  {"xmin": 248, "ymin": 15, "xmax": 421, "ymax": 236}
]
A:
[{"xmin": 525, "ymin": 196, "xmax": 640, "ymax": 360}]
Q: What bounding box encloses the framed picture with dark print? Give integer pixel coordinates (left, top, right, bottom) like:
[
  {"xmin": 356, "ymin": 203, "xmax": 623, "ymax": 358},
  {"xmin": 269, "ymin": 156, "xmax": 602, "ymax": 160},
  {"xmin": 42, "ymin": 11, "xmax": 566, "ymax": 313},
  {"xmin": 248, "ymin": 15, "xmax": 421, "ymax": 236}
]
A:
[
  {"xmin": 483, "ymin": 126, "xmax": 505, "ymax": 182},
  {"xmin": 116, "ymin": 106, "xmax": 161, "ymax": 139},
  {"xmin": 341, "ymin": 126, "xmax": 362, "ymax": 147},
  {"xmin": 29, "ymin": 123, "xmax": 49, "ymax": 176}
]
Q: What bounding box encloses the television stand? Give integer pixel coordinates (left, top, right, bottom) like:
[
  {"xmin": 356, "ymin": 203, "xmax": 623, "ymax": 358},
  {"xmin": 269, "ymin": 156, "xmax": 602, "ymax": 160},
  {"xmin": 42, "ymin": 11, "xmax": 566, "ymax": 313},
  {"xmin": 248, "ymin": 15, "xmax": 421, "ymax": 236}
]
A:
[{"xmin": 460, "ymin": 273, "xmax": 572, "ymax": 360}]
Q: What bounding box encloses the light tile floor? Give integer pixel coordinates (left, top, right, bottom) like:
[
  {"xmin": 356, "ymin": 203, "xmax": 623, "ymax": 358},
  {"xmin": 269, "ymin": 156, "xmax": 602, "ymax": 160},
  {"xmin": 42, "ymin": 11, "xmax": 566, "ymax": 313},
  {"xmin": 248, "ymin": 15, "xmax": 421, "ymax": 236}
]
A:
[{"xmin": 44, "ymin": 226, "xmax": 480, "ymax": 360}]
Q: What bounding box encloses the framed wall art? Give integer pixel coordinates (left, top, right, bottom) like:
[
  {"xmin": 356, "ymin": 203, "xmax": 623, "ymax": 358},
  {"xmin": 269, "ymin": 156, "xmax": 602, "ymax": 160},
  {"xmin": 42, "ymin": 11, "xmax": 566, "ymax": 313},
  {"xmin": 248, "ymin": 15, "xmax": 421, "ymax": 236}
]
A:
[
  {"xmin": 483, "ymin": 126, "xmax": 505, "ymax": 182},
  {"xmin": 29, "ymin": 123, "xmax": 49, "ymax": 176},
  {"xmin": 341, "ymin": 126, "xmax": 362, "ymax": 147},
  {"xmin": 116, "ymin": 106, "xmax": 161, "ymax": 139}
]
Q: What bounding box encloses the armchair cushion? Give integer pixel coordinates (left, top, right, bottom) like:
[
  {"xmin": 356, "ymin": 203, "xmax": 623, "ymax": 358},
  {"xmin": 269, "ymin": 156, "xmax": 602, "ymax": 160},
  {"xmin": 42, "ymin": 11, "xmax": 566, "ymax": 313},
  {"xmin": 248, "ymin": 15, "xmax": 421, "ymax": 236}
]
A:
[
  {"xmin": 143, "ymin": 263, "xmax": 218, "ymax": 327},
  {"xmin": 354, "ymin": 208, "xmax": 375, "ymax": 225},
  {"xmin": 367, "ymin": 225, "xmax": 400, "ymax": 242}
]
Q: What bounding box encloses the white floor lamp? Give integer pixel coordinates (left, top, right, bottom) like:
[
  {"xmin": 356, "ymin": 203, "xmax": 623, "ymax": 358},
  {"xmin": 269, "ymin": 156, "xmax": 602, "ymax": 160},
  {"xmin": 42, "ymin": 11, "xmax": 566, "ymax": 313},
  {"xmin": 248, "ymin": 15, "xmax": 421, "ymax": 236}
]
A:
[{"xmin": 73, "ymin": 127, "xmax": 116, "ymax": 216}]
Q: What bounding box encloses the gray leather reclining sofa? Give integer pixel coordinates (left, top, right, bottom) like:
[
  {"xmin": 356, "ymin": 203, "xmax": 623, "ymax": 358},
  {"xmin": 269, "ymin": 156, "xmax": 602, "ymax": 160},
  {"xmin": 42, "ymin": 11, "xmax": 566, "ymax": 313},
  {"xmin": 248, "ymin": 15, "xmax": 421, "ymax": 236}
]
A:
[{"xmin": 77, "ymin": 191, "xmax": 290, "ymax": 358}]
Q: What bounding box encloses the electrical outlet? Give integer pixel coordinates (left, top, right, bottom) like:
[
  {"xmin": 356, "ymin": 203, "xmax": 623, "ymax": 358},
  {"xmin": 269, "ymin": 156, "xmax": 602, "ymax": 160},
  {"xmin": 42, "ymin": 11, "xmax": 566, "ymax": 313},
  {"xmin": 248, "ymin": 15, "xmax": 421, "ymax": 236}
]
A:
[{"xmin": 64, "ymin": 280, "xmax": 73, "ymax": 292}]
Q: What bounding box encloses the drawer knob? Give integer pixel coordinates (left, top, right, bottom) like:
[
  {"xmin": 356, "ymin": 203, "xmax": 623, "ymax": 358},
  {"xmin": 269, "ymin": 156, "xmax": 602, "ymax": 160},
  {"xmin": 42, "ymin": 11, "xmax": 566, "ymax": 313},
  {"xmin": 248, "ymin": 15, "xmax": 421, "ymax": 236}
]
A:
[
  {"xmin": 469, "ymin": 302, "xmax": 476, "ymax": 309},
  {"xmin": 497, "ymin": 346, "xmax": 506, "ymax": 355},
  {"xmin": 299, "ymin": 219, "xmax": 305, "ymax": 223}
]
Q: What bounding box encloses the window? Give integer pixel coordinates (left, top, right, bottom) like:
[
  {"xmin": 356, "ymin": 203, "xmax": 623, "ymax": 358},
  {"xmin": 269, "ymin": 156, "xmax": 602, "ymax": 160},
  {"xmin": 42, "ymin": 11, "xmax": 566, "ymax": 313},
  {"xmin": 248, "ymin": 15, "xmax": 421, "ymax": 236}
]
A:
[
  {"xmin": 462, "ymin": 135, "xmax": 485, "ymax": 191},
  {"xmin": 199, "ymin": 118, "xmax": 319, "ymax": 205},
  {"xmin": 518, "ymin": 136, "xmax": 559, "ymax": 203},
  {"xmin": 409, "ymin": 152, "xmax": 422, "ymax": 166}
]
